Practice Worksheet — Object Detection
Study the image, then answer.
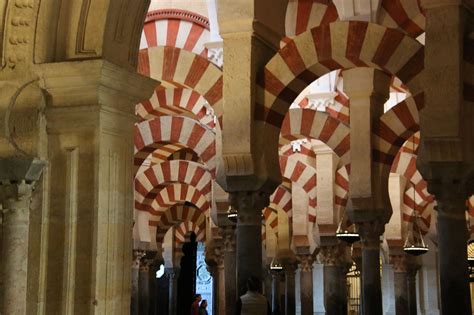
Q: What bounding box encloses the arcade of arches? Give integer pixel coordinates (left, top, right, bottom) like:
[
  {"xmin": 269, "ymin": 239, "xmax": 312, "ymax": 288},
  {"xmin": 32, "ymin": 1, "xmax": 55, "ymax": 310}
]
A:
[{"xmin": 0, "ymin": 0, "xmax": 473, "ymax": 314}]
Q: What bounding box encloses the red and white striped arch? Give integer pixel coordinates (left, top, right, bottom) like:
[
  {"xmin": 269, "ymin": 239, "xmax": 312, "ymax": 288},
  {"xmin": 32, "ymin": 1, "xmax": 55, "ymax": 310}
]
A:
[
  {"xmin": 279, "ymin": 155, "xmax": 317, "ymax": 221},
  {"xmin": 335, "ymin": 165, "xmax": 349, "ymax": 213},
  {"xmin": 135, "ymin": 160, "xmax": 212, "ymax": 207},
  {"xmin": 141, "ymin": 9, "xmax": 210, "ymax": 57},
  {"xmin": 285, "ymin": 0, "xmax": 339, "ymax": 38},
  {"xmin": 262, "ymin": 208, "xmax": 279, "ymax": 237},
  {"xmin": 379, "ymin": 0, "xmax": 425, "ymax": 38},
  {"xmin": 145, "ymin": 183, "xmax": 211, "ymax": 217},
  {"xmin": 281, "ymin": 109, "xmax": 350, "ymax": 165},
  {"xmin": 280, "ymin": 146, "xmax": 317, "ymax": 170},
  {"xmin": 136, "ymin": 87, "xmax": 216, "ymax": 128},
  {"xmin": 175, "ymin": 221, "xmax": 206, "ymax": 244},
  {"xmin": 402, "ymin": 185, "xmax": 431, "ymax": 235},
  {"xmin": 258, "ymin": 21, "xmax": 424, "ymax": 130},
  {"xmin": 138, "ymin": 47, "xmax": 223, "ymax": 117},
  {"xmin": 269, "ymin": 185, "xmax": 293, "ymax": 217},
  {"xmin": 167, "ymin": 147, "xmax": 201, "ymax": 162},
  {"xmin": 134, "ymin": 116, "xmax": 216, "ymax": 175},
  {"xmin": 374, "ymin": 93, "xmax": 423, "ymax": 166},
  {"xmin": 152, "ymin": 204, "xmax": 206, "ymax": 244}
]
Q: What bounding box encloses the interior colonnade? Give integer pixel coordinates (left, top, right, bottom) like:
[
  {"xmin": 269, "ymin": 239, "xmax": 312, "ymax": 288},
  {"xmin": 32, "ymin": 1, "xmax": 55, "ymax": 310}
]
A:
[{"xmin": 0, "ymin": 0, "xmax": 473, "ymax": 315}]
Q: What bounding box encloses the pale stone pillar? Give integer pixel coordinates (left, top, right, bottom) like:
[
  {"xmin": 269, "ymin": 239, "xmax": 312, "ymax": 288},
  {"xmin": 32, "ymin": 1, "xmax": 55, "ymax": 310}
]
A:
[
  {"xmin": 0, "ymin": 159, "xmax": 45, "ymax": 315},
  {"xmin": 297, "ymin": 254, "xmax": 315, "ymax": 315},
  {"xmin": 343, "ymin": 67, "xmax": 390, "ymax": 315},
  {"xmin": 42, "ymin": 60, "xmax": 157, "ymax": 314},
  {"xmin": 319, "ymin": 244, "xmax": 347, "ymax": 315},
  {"xmin": 418, "ymin": 0, "xmax": 474, "ymax": 313},
  {"xmin": 389, "ymin": 254, "xmax": 409, "ymax": 315},
  {"xmin": 131, "ymin": 250, "xmax": 145, "ymax": 315},
  {"xmin": 1, "ymin": 182, "xmax": 33, "ymax": 315},
  {"xmin": 222, "ymin": 225, "xmax": 237, "ymax": 315},
  {"xmin": 230, "ymin": 191, "xmax": 269, "ymax": 296},
  {"xmin": 166, "ymin": 268, "xmax": 179, "ymax": 315}
]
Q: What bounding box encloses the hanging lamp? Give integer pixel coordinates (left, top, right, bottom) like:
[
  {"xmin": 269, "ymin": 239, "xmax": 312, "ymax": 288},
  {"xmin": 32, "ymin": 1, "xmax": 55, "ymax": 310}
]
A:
[
  {"xmin": 270, "ymin": 246, "xmax": 284, "ymax": 272},
  {"xmin": 226, "ymin": 205, "xmax": 238, "ymax": 223},
  {"xmin": 336, "ymin": 212, "xmax": 360, "ymax": 244},
  {"xmin": 403, "ymin": 185, "xmax": 428, "ymax": 256},
  {"xmin": 467, "ymin": 240, "xmax": 474, "ymax": 282}
]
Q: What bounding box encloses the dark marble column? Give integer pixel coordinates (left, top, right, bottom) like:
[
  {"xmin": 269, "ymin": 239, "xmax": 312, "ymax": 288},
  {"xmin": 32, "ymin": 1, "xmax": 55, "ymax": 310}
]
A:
[
  {"xmin": 390, "ymin": 254, "xmax": 409, "ymax": 315},
  {"xmin": 430, "ymin": 180, "xmax": 471, "ymax": 314},
  {"xmin": 131, "ymin": 250, "xmax": 144, "ymax": 315},
  {"xmin": 297, "ymin": 254, "xmax": 314, "ymax": 315},
  {"xmin": 230, "ymin": 191, "xmax": 269, "ymax": 296},
  {"xmin": 406, "ymin": 264, "xmax": 419, "ymax": 315},
  {"xmin": 138, "ymin": 258, "xmax": 152, "ymax": 315},
  {"xmin": 357, "ymin": 220, "xmax": 384, "ymax": 315},
  {"xmin": 284, "ymin": 263, "xmax": 297, "ymax": 315},
  {"xmin": 319, "ymin": 244, "xmax": 346, "ymax": 315},
  {"xmin": 222, "ymin": 226, "xmax": 237, "ymax": 315},
  {"xmin": 166, "ymin": 268, "xmax": 179, "ymax": 315},
  {"xmin": 271, "ymin": 272, "xmax": 282, "ymax": 314}
]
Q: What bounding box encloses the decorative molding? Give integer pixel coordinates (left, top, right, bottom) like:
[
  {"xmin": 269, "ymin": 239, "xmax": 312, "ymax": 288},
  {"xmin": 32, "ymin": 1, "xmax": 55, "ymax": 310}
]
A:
[
  {"xmin": 145, "ymin": 9, "xmax": 210, "ymax": 29},
  {"xmin": 305, "ymin": 92, "xmax": 338, "ymax": 112},
  {"xmin": 204, "ymin": 40, "xmax": 223, "ymax": 68}
]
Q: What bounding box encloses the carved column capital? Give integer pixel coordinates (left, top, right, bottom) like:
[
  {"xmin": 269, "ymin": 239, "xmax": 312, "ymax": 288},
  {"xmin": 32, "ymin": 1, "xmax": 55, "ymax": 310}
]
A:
[
  {"xmin": 427, "ymin": 178, "xmax": 470, "ymax": 217},
  {"xmin": 357, "ymin": 220, "xmax": 385, "ymax": 249},
  {"xmin": 0, "ymin": 181, "xmax": 34, "ymax": 213},
  {"xmin": 132, "ymin": 250, "xmax": 146, "ymax": 269},
  {"xmin": 229, "ymin": 191, "xmax": 270, "ymax": 225},
  {"xmin": 390, "ymin": 254, "xmax": 408, "ymax": 273},
  {"xmin": 297, "ymin": 254, "xmax": 315, "ymax": 273},
  {"xmin": 319, "ymin": 244, "xmax": 345, "ymax": 266},
  {"xmin": 221, "ymin": 226, "xmax": 236, "ymax": 252}
]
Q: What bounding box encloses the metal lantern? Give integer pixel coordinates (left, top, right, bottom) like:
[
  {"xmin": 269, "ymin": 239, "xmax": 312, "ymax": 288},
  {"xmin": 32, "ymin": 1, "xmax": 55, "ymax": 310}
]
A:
[
  {"xmin": 467, "ymin": 241, "xmax": 474, "ymax": 282},
  {"xmin": 336, "ymin": 213, "xmax": 360, "ymax": 244},
  {"xmin": 270, "ymin": 256, "xmax": 284, "ymax": 273},
  {"xmin": 403, "ymin": 211, "xmax": 428, "ymax": 256},
  {"xmin": 227, "ymin": 205, "xmax": 238, "ymax": 223}
]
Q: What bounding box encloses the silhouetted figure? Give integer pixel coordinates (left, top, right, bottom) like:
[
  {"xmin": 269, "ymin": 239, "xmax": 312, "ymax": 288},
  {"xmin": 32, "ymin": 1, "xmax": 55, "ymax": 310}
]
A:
[
  {"xmin": 235, "ymin": 276, "xmax": 271, "ymax": 315},
  {"xmin": 199, "ymin": 299, "xmax": 209, "ymax": 315},
  {"xmin": 190, "ymin": 294, "xmax": 202, "ymax": 315}
]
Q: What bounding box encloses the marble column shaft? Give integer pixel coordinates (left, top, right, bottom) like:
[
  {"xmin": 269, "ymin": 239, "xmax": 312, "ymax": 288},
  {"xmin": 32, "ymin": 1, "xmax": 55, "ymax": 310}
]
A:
[
  {"xmin": 131, "ymin": 251, "xmax": 144, "ymax": 315},
  {"xmin": 285, "ymin": 264, "xmax": 296, "ymax": 315},
  {"xmin": 298, "ymin": 255, "xmax": 314, "ymax": 315},
  {"xmin": 390, "ymin": 255, "xmax": 409, "ymax": 315},
  {"xmin": 271, "ymin": 272, "xmax": 282, "ymax": 314},
  {"xmin": 1, "ymin": 182, "xmax": 33, "ymax": 315},
  {"xmin": 231, "ymin": 191, "xmax": 269, "ymax": 296},
  {"xmin": 319, "ymin": 245, "xmax": 347, "ymax": 315},
  {"xmin": 406, "ymin": 266, "xmax": 418, "ymax": 315},
  {"xmin": 138, "ymin": 259, "xmax": 151, "ymax": 315},
  {"xmin": 222, "ymin": 226, "xmax": 237, "ymax": 315},
  {"xmin": 357, "ymin": 221, "xmax": 384, "ymax": 315},
  {"xmin": 166, "ymin": 268, "xmax": 179, "ymax": 315}
]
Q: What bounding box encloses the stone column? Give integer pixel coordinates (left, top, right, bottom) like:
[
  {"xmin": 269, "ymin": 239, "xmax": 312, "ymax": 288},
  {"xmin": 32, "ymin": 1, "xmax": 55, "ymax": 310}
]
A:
[
  {"xmin": 271, "ymin": 271, "xmax": 282, "ymax": 314},
  {"xmin": 230, "ymin": 191, "xmax": 269, "ymax": 296},
  {"xmin": 390, "ymin": 254, "xmax": 409, "ymax": 315},
  {"xmin": 131, "ymin": 250, "xmax": 145, "ymax": 315},
  {"xmin": 357, "ymin": 220, "xmax": 384, "ymax": 315},
  {"xmin": 284, "ymin": 263, "xmax": 297, "ymax": 315},
  {"xmin": 297, "ymin": 254, "xmax": 315, "ymax": 315},
  {"xmin": 319, "ymin": 244, "xmax": 347, "ymax": 315},
  {"xmin": 222, "ymin": 225, "xmax": 237, "ymax": 315},
  {"xmin": 0, "ymin": 181, "xmax": 34, "ymax": 315},
  {"xmin": 138, "ymin": 258, "xmax": 152, "ymax": 315},
  {"xmin": 431, "ymin": 180, "xmax": 471, "ymax": 314},
  {"xmin": 406, "ymin": 264, "xmax": 419, "ymax": 315},
  {"xmin": 166, "ymin": 268, "xmax": 179, "ymax": 315}
]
